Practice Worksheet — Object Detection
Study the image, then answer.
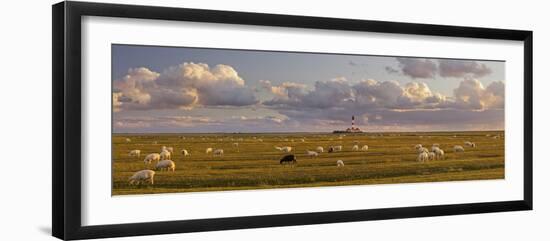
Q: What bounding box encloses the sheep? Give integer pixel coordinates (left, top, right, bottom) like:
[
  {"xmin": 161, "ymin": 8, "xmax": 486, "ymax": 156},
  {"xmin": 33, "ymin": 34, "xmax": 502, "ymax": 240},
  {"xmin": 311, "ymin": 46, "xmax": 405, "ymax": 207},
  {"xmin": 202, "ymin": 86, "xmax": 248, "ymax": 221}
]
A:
[
  {"xmin": 417, "ymin": 152, "xmax": 429, "ymax": 162},
  {"xmin": 280, "ymin": 154, "xmax": 297, "ymax": 165},
  {"xmin": 465, "ymin": 141, "xmax": 476, "ymax": 148},
  {"xmin": 128, "ymin": 170, "xmax": 155, "ymax": 185},
  {"xmin": 275, "ymin": 146, "xmax": 292, "ymax": 153},
  {"xmin": 155, "ymin": 160, "xmax": 176, "ymax": 172},
  {"xmin": 128, "ymin": 149, "xmax": 141, "ymax": 158},
  {"xmin": 431, "ymin": 145, "xmax": 440, "ymax": 152},
  {"xmin": 233, "ymin": 142, "xmax": 239, "ymax": 148},
  {"xmin": 213, "ymin": 149, "xmax": 224, "ymax": 156},
  {"xmin": 181, "ymin": 149, "xmax": 189, "ymax": 156},
  {"xmin": 337, "ymin": 160, "xmax": 345, "ymax": 167},
  {"xmin": 414, "ymin": 144, "xmax": 423, "ymax": 150},
  {"xmin": 160, "ymin": 150, "xmax": 172, "ymax": 160},
  {"xmin": 428, "ymin": 152, "xmax": 436, "ymax": 161},
  {"xmin": 435, "ymin": 148, "xmax": 445, "ymax": 160},
  {"xmin": 306, "ymin": 150, "xmax": 319, "ymax": 158},
  {"xmin": 205, "ymin": 147, "xmax": 213, "ymax": 154},
  {"xmin": 328, "ymin": 145, "xmax": 343, "ymax": 153},
  {"xmin": 125, "ymin": 138, "xmax": 131, "ymax": 143},
  {"xmin": 316, "ymin": 146, "xmax": 324, "ymax": 153},
  {"xmin": 454, "ymin": 145, "xmax": 465, "ymax": 152},
  {"xmin": 361, "ymin": 145, "xmax": 369, "ymax": 151},
  {"xmin": 143, "ymin": 153, "xmax": 160, "ymax": 164},
  {"xmin": 351, "ymin": 145, "xmax": 359, "ymax": 151},
  {"xmin": 166, "ymin": 147, "xmax": 174, "ymax": 153}
]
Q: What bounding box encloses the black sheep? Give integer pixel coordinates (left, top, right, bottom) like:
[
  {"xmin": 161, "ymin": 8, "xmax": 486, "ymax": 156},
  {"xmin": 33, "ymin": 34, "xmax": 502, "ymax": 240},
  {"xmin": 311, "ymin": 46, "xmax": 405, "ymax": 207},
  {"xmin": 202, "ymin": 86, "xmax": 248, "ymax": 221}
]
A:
[{"xmin": 280, "ymin": 154, "xmax": 297, "ymax": 165}]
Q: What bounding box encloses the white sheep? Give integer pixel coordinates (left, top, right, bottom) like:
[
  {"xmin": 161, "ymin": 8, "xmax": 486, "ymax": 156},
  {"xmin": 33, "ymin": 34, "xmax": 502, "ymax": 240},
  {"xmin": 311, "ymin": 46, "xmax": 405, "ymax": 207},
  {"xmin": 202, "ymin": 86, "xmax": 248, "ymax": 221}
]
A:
[
  {"xmin": 128, "ymin": 170, "xmax": 155, "ymax": 185},
  {"xmin": 155, "ymin": 160, "xmax": 176, "ymax": 172},
  {"xmin": 336, "ymin": 160, "xmax": 345, "ymax": 167},
  {"xmin": 205, "ymin": 147, "xmax": 213, "ymax": 154},
  {"xmin": 454, "ymin": 145, "xmax": 465, "ymax": 152},
  {"xmin": 128, "ymin": 149, "xmax": 141, "ymax": 158},
  {"xmin": 213, "ymin": 149, "xmax": 224, "ymax": 156},
  {"xmin": 125, "ymin": 138, "xmax": 131, "ymax": 143},
  {"xmin": 431, "ymin": 145, "xmax": 440, "ymax": 152},
  {"xmin": 329, "ymin": 145, "xmax": 343, "ymax": 152},
  {"xmin": 414, "ymin": 144, "xmax": 423, "ymax": 150},
  {"xmin": 316, "ymin": 146, "xmax": 324, "ymax": 153},
  {"xmin": 143, "ymin": 153, "xmax": 160, "ymax": 164},
  {"xmin": 181, "ymin": 149, "xmax": 189, "ymax": 156},
  {"xmin": 166, "ymin": 147, "xmax": 174, "ymax": 153},
  {"xmin": 417, "ymin": 152, "xmax": 429, "ymax": 162},
  {"xmin": 351, "ymin": 145, "xmax": 359, "ymax": 151},
  {"xmin": 160, "ymin": 150, "xmax": 171, "ymax": 160},
  {"xmin": 465, "ymin": 141, "xmax": 476, "ymax": 148},
  {"xmin": 435, "ymin": 148, "xmax": 445, "ymax": 160},
  {"xmin": 306, "ymin": 150, "xmax": 319, "ymax": 158},
  {"xmin": 275, "ymin": 146, "xmax": 292, "ymax": 152},
  {"xmin": 361, "ymin": 145, "xmax": 369, "ymax": 151}
]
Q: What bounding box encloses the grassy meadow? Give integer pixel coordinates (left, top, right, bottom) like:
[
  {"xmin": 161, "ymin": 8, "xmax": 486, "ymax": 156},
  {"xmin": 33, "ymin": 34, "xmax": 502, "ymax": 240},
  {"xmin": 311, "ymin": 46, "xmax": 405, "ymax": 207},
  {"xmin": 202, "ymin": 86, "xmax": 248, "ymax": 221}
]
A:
[{"xmin": 112, "ymin": 131, "xmax": 504, "ymax": 195}]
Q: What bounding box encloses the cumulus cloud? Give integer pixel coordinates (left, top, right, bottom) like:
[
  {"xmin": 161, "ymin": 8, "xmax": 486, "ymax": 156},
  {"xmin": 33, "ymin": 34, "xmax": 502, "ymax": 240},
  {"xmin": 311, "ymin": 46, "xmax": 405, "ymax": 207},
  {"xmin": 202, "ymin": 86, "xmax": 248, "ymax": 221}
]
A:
[
  {"xmin": 438, "ymin": 59, "xmax": 492, "ymax": 78},
  {"xmin": 264, "ymin": 78, "xmax": 447, "ymax": 111},
  {"xmin": 395, "ymin": 58, "xmax": 438, "ymax": 79},
  {"xmin": 113, "ymin": 63, "xmax": 258, "ymax": 111},
  {"xmin": 453, "ymin": 78, "xmax": 504, "ymax": 110}
]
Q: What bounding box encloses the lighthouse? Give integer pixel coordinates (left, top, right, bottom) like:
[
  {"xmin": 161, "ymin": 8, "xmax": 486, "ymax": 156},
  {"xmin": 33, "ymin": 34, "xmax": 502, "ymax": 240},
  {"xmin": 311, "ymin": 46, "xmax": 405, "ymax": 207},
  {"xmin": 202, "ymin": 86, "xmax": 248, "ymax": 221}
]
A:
[{"xmin": 333, "ymin": 115, "xmax": 363, "ymax": 133}]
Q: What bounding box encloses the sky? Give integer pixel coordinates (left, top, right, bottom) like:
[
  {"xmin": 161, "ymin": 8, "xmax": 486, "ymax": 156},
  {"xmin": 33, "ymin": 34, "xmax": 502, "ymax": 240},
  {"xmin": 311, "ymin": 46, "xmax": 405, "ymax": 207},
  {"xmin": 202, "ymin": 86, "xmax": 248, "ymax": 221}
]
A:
[{"xmin": 112, "ymin": 44, "xmax": 505, "ymax": 133}]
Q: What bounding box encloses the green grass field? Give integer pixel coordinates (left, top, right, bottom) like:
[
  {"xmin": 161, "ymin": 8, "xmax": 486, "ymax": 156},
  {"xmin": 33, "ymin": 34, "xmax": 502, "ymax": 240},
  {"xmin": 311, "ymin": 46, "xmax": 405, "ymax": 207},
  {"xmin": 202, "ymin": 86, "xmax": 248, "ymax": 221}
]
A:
[{"xmin": 112, "ymin": 131, "xmax": 504, "ymax": 195}]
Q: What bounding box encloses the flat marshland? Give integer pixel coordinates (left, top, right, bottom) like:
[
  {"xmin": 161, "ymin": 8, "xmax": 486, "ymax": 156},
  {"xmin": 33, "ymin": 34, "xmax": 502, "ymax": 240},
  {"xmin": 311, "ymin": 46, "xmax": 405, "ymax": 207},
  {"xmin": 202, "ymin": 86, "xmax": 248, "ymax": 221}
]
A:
[{"xmin": 112, "ymin": 131, "xmax": 504, "ymax": 195}]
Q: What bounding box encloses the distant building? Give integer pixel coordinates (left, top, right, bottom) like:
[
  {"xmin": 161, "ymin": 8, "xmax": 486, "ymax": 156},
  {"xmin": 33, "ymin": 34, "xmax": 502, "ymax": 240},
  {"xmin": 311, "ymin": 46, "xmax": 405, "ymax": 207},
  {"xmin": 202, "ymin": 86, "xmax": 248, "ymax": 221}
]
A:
[{"xmin": 333, "ymin": 116, "xmax": 363, "ymax": 133}]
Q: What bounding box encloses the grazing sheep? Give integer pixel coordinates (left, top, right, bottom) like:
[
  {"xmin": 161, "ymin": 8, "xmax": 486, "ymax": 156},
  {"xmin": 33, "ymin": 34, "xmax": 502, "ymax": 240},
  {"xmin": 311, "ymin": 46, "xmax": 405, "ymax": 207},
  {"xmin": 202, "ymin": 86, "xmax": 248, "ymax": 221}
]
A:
[
  {"xmin": 361, "ymin": 145, "xmax": 369, "ymax": 151},
  {"xmin": 300, "ymin": 138, "xmax": 306, "ymax": 142},
  {"xmin": 128, "ymin": 170, "xmax": 155, "ymax": 185},
  {"xmin": 435, "ymin": 148, "xmax": 445, "ymax": 160},
  {"xmin": 316, "ymin": 146, "xmax": 324, "ymax": 153},
  {"xmin": 161, "ymin": 146, "xmax": 167, "ymax": 151},
  {"xmin": 454, "ymin": 145, "xmax": 465, "ymax": 152},
  {"xmin": 181, "ymin": 149, "xmax": 189, "ymax": 156},
  {"xmin": 166, "ymin": 147, "xmax": 174, "ymax": 153},
  {"xmin": 328, "ymin": 146, "xmax": 343, "ymax": 153},
  {"xmin": 306, "ymin": 150, "xmax": 319, "ymax": 158},
  {"xmin": 352, "ymin": 145, "xmax": 359, "ymax": 151},
  {"xmin": 280, "ymin": 154, "xmax": 297, "ymax": 165},
  {"xmin": 213, "ymin": 149, "xmax": 224, "ymax": 156},
  {"xmin": 431, "ymin": 145, "xmax": 440, "ymax": 152},
  {"xmin": 233, "ymin": 142, "xmax": 239, "ymax": 147},
  {"xmin": 143, "ymin": 153, "xmax": 160, "ymax": 164},
  {"xmin": 125, "ymin": 138, "xmax": 131, "ymax": 143},
  {"xmin": 428, "ymin": 152, "xmax": 436, "ymax": 161},
  {"xmin": 417, "ymin": 152, "xmax": 429, "ymax": 162},
  {"xmin": 128, "ymin": 149, "xmax": 141, "ymax": 158},
  {"xmin": 152, "ymin": 141, "xmax": 158, "ymax": 144},
  {"xmin": 336, "ymin": 160, "xmax": 345, "ymax": 167},
  {"xmin": 414, "ymin": 144, "xmax": 423, "ymax": 150},
  {"xmin": 155, "ymin": 160, "xmax": 176, "ymax": 172},
  {"xmin": 160, "ymin": 150, "xmax": 171, "ymax": 160},
  {"xmin": 275, "ymin": 146, "xmax": 292, "ymax": 153},
  {"xmin": 205, "ymin": 147, "xmax": 213, "ymax": 154},
  {"xmin": 465, "ymin": 141, "xmax": 476, "ymax": 148}
]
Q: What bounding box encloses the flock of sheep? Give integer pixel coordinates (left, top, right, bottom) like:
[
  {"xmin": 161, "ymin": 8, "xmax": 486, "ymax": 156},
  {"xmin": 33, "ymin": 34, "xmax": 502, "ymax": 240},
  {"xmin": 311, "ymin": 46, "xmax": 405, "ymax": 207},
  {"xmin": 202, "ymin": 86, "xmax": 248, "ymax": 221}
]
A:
[{"xmin": 124, "ymin": 136, "xmax": 481, "ymax": 187}]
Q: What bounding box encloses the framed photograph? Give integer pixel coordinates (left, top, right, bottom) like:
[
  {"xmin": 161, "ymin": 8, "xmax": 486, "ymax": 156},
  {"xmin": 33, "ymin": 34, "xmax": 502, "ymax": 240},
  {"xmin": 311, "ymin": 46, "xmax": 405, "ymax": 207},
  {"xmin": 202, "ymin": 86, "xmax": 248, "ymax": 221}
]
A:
[{"xmin": 52, "ymin": 1, "xmax": 533, "ymax": 240}]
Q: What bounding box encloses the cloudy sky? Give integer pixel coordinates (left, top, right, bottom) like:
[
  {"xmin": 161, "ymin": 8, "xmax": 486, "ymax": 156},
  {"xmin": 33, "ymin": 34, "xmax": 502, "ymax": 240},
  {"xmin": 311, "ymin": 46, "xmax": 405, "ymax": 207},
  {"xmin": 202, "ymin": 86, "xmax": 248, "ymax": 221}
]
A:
[{"xmin": 112, "ymin": 44, "xmax": 505, "ymax": 133}]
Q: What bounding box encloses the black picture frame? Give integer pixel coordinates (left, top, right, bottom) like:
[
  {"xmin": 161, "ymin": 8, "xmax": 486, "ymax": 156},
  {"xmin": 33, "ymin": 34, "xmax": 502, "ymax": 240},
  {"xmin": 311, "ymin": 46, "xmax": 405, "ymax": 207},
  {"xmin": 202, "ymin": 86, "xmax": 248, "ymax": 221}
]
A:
[{"xmin": 52, "ymin": 1, "xmax": 533, "ymax": 240}]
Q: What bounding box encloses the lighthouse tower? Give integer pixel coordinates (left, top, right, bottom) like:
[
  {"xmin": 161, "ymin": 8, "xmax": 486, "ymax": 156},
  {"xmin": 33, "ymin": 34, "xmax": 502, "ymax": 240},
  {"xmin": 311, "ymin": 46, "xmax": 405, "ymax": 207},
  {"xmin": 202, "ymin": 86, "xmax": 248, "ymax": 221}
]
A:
[{"xmin": 351, "ymin": 115, "xmax": 355, "ymax": 130}]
